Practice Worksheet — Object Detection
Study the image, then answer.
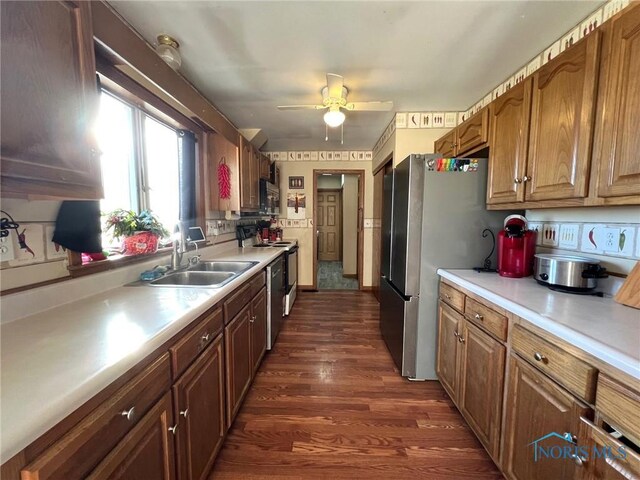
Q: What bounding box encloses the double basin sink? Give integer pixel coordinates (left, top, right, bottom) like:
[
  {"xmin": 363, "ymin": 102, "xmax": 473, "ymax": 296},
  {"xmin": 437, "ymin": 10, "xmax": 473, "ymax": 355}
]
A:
[{"xmin": 148, "ymin": 261, "xmax": 258, "ymax": 288}]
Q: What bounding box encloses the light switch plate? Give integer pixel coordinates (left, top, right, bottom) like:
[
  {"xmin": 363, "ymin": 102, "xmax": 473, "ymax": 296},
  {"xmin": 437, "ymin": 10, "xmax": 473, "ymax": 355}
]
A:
[
  {"xmin": 542, "ymin": 223, "xmax": 560, "ymax": 247},
  {"xmin": 558, "ymin": 224, "xmax": 580, "ymax": 250},
  {"xmin": 528, "ymin": 222, "xmax": 543, "ymax": 246},
  {"xmin": 0, "ymin": 233, "xmax": 16, "ymax": 261}
]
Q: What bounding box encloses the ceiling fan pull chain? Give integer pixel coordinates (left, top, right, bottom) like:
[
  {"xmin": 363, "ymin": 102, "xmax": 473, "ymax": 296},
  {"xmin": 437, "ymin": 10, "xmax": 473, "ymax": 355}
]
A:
[
  {"xmin": 341, "ymin": 124, "xmax": 344, "ymax": 145},
  {"xmin": 325, "ymin": 124, "xmax": 328, "ymax": 142}
]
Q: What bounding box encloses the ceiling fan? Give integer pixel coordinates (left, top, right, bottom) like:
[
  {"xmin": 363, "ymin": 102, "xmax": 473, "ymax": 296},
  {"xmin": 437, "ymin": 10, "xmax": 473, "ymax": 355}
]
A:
[{"xmin": 277, "ymin": 73, "xmax": 393, "ymax": 142}]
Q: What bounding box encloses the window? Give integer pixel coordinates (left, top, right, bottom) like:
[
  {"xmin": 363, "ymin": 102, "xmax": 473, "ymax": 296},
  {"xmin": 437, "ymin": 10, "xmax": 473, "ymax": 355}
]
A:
[{"xmin": 96, "ymin": 90, "xmax": 181, "ymax": 247}]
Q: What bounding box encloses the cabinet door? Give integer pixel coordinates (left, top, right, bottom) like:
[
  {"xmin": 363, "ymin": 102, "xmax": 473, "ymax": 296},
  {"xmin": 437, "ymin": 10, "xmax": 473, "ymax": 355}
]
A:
[
  {"xmin": 173, "ymin": 336, "xmax": 225, "ymax": 480},
  {"xmin": 487, "ymin": 79, "xmax": 532, "ymax": 204},
  {"xmin": 436, "ymin": 301, "xmax": 462, "ymax": 401},
  {"xmin": 0, "ymin": 1, "xmax": 102, "ymax": 199},
  {"xmin": 260, "ymin": 155, "xmax": 271, "ymax": 180},
  {"xmin": 251, "ymin": 148, "xmax": 261, "ymax": 208},
  {"xmin": 434, "ymin": 130, "xmax": 457, "ymax": 157},
  {"xmin": 457, "ymin": 108, "xmax": 489, "ymax": 155},
  {"xmin": 239, "ymin": 137, "xmax": 253, "ymax": 209},
  {"xmin": 502, "ymin": 354, "xmax": 589, "ymax": 480},
  {"xmin": 86, "ymin": 392, "xmax": 176, "ymax": 480},
  {"xmin": 458, "ymin": 321, "xmax": 506, "ymax": 459},
  {"xmin": 526, "ymin": 33, "xmax": 601, "ymax": 201},
  {"xmin": 595, "ymin": 4, "xmax": 640, "ymax": 199},
  {"xmin": 250, "ymin": 287, "xmax": 268, "ymax": 375},
  {"xmin": 225, "ymin": 305, "xmax": 253, "ymax": 426}
]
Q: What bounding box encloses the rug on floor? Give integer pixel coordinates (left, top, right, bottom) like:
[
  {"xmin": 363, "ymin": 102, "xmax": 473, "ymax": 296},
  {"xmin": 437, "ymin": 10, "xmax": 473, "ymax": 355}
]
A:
[{"xmin": 317, "ymin": 261, "xmax": 359, "ymax": 290}]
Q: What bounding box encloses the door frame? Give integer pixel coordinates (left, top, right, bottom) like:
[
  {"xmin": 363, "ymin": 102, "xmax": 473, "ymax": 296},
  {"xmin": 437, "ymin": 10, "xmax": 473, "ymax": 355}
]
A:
[{"xmin": 312, "ymin": 169, "xmax": 365, "ymax": 291}]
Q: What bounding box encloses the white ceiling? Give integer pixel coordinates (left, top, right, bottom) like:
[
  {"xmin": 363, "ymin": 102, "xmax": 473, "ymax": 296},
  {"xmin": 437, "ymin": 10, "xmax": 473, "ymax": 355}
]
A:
[{"xmin": 109, "ymin": 1, "xmax": 602, "ymax": 151}]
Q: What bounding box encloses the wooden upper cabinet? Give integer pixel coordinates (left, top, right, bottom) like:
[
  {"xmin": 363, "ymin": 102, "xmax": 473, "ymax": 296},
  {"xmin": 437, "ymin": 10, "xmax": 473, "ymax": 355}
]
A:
[
  {"xmin": 594, "ymin": 4, "xmax": 640, "ymax": 199},
  {"xmin": 260, "ymin": 154, "xmax": 271, "ymax": 180},
  {"xmin": 208, "ymin": 133, "xmax": 240, "ymax": 212},
  {"xmin": 457, "ymin": 108, "xmax": 489, "ymax": 155},
  {"xmin": 487, "ymin": 79, "xmax": 532, "ymax": 204},
  {"xmin": 436, "ymin": 301, "xmax": 461, "ymax": 400},
  {"xmin": 86, "ymin": 392, "xmax": 176, "ymax": 480},
  {"xmin": 173, "ymin": 337, "xmax": 225, "ymax": 480},
  {"xmin": 458, "ymin": 321, "xmax": 506, "ymax": 459},
  {"xmin": 0, "ymin": 1, "xmax": 103, "ymax": 199},
  {"xmin": 434, "ymin": 130, "xmax": 457, "ymax": 157},
  {"xmin": 502, "ymin": 354, "xmax": 588, "ymax": 480},
  {"xmin": 526, "ymin": 32, "xmax": 601, "ymax": 201},
  {"xmin": 239, "ymin": 137, "xmax": 253, "ymax": 209}
]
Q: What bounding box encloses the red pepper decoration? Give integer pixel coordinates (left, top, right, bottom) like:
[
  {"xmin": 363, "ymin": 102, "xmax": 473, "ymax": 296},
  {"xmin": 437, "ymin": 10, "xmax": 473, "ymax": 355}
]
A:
[{"xmin": 218, "ymin": 157, "xmax": 231, "ymax": 200}]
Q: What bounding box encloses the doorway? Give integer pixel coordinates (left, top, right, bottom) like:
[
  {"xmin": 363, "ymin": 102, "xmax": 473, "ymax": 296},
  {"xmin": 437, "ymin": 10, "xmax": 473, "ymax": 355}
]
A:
[{"xmin": 313, "ymin": 170, "xmax": 364, "ymax": 291}]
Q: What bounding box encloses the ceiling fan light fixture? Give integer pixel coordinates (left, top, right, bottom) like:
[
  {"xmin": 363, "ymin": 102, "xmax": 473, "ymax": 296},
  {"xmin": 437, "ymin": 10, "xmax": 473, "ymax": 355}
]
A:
[
  {"xmin": 156, "ymin": 34, "xmax": 181, "ymax": 70},
  {"xmin": 323, "ymin": 106, "xmax": 345, "ymax": 128}
]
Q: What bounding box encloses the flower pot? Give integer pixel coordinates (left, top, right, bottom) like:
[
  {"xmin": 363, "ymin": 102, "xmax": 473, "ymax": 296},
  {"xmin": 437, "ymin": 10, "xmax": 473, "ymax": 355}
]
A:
[{"xmin": 122, "ymin": 231, "xmax": 159, "ymax": 255}]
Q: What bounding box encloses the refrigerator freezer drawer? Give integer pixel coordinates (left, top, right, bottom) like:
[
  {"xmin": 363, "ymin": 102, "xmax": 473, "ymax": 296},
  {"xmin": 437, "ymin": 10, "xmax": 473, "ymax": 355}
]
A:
[{"xmin": 380, "ymin": 277, "xmax": 418, "ymax": 378}]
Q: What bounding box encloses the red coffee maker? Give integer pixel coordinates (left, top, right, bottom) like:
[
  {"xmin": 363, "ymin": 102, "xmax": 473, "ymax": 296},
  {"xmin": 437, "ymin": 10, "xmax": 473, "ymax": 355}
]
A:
[{"xmin": 497, "ymin": 215, "xmax": 537, "ymax": 278}]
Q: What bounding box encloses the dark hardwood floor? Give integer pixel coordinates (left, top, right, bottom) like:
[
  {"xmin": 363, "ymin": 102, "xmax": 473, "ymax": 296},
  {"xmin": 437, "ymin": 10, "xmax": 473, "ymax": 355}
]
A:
[{"xmin": 211, "ymin": 291, "xmax": 503, "ymax": 479}]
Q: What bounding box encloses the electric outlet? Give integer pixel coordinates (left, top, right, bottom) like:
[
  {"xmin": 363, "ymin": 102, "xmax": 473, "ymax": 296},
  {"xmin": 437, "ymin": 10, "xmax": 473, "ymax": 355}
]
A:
[
  {"xmin": 528, "ymin": 222, "xmax": 543, "ymax": 246},
  {"xmin": 603, "ymin": 227, "xmax": 620, "ymax": 253},
  {"xmin": 205, "ymin": 221, "xmax": 216, "ymax": 236},
  {"xmin": 542, "ymin": 223, "xmax": 560, "ymax": 247},
  {"xmin": 0, "ymin": 234, "xmax": 16, "ymax": 261}
]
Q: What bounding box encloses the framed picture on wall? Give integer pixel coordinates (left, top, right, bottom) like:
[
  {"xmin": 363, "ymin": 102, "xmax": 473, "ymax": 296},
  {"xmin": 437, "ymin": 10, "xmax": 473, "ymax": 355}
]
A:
[{"xmin": 289, "ymin": 176, "xmax": 304, "ymax": 189}]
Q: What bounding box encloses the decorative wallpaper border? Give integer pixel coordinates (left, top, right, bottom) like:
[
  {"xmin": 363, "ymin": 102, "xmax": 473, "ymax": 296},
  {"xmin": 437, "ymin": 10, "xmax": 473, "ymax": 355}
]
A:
[{"xmin": 265, "ymin": 150, "xmax": 372, "ymax": 162}]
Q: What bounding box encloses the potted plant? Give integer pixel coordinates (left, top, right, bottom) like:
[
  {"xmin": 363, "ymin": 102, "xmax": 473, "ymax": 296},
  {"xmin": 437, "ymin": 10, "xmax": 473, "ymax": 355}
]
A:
[{"xmin": 104, "ymin": 209, "xmax": 170, "ymax": 255}]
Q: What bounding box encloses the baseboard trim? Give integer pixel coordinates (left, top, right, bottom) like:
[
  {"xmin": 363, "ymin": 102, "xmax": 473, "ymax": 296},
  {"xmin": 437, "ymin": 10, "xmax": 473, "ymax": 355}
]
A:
[
  {"xmin": 298, "ymin": 285, "xmax": 316, "ymax": 291},
  {"xmin": 342, "ymin": 274, "xmax": 357, "ymax": 279}
]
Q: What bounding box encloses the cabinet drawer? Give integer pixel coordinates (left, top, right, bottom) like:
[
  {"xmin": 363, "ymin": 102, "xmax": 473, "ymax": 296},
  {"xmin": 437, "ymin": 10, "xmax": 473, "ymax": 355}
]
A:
[
  {"xmin": 464, "ymin": 297, "xmax": 507, "ymax": 342},
  {"xmin": 596, "ymin": 375, "xmax": 640, "ymax": 445},
  {"xmin": 224, "ymin": 283, "xmax": 252, "ymax": 323},
  {"xmin": 170, "ymin": 307, "xmax": 224, "ymax": 379},
  {"xmin": 512, "ymin": 324, "xmax": 597, "ymax": 403},
  {"xmin": 21, "ymin": 353, "xmax": 171, "ymax": 480},
  {"xmin": 439, "ymin": 282, "xmax": 465, "ymax": 312},
  {"xmin": 249, "ymin": 270, "xmax": 266, "ymax": 297}
]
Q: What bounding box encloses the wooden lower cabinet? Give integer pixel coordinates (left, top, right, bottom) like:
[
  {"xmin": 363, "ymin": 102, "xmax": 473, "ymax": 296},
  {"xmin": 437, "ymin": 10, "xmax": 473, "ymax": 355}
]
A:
[
  {"xmin": 458, "ymin": 321, "xmax": 506, "ymax": 459},
  {"xmin": 436, "ymin": 301, "xmax": 462, "ymax": 400},
  {"xmin": 86, "ymin": 392, "xmax": 176, "ymax": 480},
  {"xmin": 173, "ymin": 336, "xmax": 225, "ymax": 480},
  {"xmin": 225, "ymin": 304, "xmax": 253, "ymax": 426},
  {"xmin": 502, "ymin": 354, "xmax": 589, "ymax": 480},
  {"xmin": 250, "ymin": 287, "xmax": 267, "ymax": 375}
]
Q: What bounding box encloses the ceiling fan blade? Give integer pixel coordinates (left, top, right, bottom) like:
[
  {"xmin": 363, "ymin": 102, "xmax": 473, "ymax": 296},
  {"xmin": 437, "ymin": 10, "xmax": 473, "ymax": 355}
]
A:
[
  {"xmin": 345, "ymin": 101, "xmax": 394, "ymax": 112},
  {"xmin": 326, "ymin": 73, "xmax": 344, "ymax": 99},
  {"xmin": 277, "ymin": 104, "xmax": 326, "ymax": 110}
]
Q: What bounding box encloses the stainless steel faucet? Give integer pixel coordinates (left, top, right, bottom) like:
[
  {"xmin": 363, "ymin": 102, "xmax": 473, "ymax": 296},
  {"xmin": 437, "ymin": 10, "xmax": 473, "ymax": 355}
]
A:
[{"xmin": 171, "ymin": 222, "xmax": 186, "ymax": 270}]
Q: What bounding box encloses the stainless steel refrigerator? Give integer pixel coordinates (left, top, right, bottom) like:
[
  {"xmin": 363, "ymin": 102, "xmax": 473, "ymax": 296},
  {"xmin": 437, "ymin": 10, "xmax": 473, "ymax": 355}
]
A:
[{"xmin": 380, "ymin": 154, "xmax": 515, "ymax": 380}]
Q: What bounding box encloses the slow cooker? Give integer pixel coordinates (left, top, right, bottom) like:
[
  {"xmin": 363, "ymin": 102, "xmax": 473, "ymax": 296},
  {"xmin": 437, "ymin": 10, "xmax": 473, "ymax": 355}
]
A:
[{"xmin": 533, "ymin": 254, "xmax": 608, "ymax": 291}]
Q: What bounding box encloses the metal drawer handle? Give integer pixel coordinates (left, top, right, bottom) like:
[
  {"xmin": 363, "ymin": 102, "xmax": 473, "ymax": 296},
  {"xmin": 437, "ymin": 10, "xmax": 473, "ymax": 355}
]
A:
[
  {"xmin": 453, "ymin": 331, "xmax": 460, "ymax": 339},
  {"xmin": 201, "ymin": 333, "xmax": 210, "ymax": 343},
  {"xmin": 444, "ymin": 293, "xmax": 451, "ymax": 299},
  {"xmin": 168, "ymin": 424, "xmax": 178, "ymax": 435},
  {"xmin": 514, "ymin": 177, "xmax": 522, "ymax": 184},
  {"xmin": 474, "ymin": 313, "xmax": 484, "ymax": 321},
  {"xmin": 523, "ymin": 175, "xmax": 532, "ymax": 182},
  {"xmin": 458, "ymin": 336, "xmax": 465, "ymax": 344},
  {"xmin": 250, "ymin": 315, "xmax": 256, "ymax": 323},
  {"xmin": 121, "ymin": 407, "xmax": 135, "ymax": 421},
  {"xmin": 180, "ymin": 408, "xmax": 189, "ymax": 418},
  {"xmin": 533, "ymin": 352, "xmax": 547, "ymax": 363}
]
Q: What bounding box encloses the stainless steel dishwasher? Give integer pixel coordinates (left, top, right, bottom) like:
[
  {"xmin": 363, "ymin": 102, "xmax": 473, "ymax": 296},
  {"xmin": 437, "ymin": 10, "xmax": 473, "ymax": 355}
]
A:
[{"xmin": 266, "ymin": 256, "xmax": 285, "ymax": 350}]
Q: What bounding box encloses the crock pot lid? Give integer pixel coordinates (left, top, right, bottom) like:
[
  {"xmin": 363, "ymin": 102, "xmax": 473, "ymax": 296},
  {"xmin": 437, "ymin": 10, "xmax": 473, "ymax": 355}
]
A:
[{"xmin": 534, "ymin": 253, "xmax": 600, "ymax": 264}]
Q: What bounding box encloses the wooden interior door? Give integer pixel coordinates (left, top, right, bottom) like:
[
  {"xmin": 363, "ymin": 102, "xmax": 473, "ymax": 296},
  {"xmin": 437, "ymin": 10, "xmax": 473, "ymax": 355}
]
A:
[
  {"xmin": 487, "ymin": 79, "xmax": 532, "ymax": 204},
  {"xmin": 317, "ymin": 189, "xmax": 342, "ymax": 261},
  {"xmin": 526, "ymin": 33, "xmax": 601, "ymax": 201},
  {"xmin": 595, "ymin": 4, "xmax": 640, "ymax": 198},
  {"xmin": 173, "ymin": 337, "xmax": 225, "ymax": 480},
  {"xmin": 458, "ymin": 321, "xmax": 506, "ymax": 459}
]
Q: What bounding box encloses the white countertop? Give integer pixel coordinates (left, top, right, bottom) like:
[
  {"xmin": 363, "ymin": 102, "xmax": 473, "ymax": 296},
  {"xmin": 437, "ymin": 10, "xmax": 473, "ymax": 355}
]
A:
[
  {"xmin": 0, "ymin": 247, "xmax": 286, "ymax": 462},
  {"xmin": 437, "ymin": 269, "xmax": 640, "ymax": 380}
]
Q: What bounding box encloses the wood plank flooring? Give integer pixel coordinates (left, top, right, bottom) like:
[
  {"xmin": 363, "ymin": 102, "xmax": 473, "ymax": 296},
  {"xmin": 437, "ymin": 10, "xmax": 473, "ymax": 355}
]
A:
[{"xmin": 211, "ymin": 291, "xmax": 503, "ymax": 479}]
